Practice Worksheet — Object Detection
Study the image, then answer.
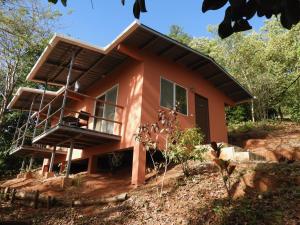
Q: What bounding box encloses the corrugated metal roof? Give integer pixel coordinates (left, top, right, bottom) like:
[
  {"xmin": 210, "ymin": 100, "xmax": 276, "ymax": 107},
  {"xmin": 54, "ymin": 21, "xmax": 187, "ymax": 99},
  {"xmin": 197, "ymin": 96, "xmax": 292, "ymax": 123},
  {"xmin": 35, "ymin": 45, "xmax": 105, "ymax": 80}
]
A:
[{"xmin": 26, "ymin": 22, "xmax": 252, "ymax": 103}]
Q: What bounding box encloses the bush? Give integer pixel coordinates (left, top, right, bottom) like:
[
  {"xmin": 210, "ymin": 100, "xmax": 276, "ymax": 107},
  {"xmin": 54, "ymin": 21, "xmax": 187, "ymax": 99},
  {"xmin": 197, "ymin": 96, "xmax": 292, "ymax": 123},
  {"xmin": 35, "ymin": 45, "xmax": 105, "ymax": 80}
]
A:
[{"xmin": 169, "ymin": 128, "xmax": 207, "ymax": 176}]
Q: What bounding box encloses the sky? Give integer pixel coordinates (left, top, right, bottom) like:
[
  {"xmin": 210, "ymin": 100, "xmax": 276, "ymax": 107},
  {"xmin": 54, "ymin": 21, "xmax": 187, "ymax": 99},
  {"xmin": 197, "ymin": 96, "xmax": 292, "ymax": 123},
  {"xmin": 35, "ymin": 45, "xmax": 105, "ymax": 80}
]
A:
[{"xmin": 50, "ymin": 1, "xmax": 267, "ymax": 47}]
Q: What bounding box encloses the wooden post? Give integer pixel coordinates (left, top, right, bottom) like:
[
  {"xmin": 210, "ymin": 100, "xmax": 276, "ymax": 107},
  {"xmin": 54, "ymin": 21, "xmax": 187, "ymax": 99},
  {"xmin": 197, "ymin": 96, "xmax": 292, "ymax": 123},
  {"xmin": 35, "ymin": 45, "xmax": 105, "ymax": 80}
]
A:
[
  {"xmin": 33, "ymin": 190, "xmax": 39, "ymax": 209},
  {"xmin": 10, "ymin": 189, "xmax": 16, "ymax": 204},
  {"xmin": 29, "ymin": 156, "xmax": 34, "ymax": 171},
  {"xmin": 4, "ymin": 187, "xmax": 10, "ymax": 201},
  {"xmin": 33, "ymin": 81, "xmax": 48, "ymax": 138},
  {"xmin": 65, "ymin": 140, "xmax": 74, "ymax": 178},
  {"xmin": 44, "ymin": 103, "xmax": 52, "ymax": 132},
  {"xmin": 22, "ymin": 96, "xmax": 36, "ymax": 146},
  {"xmin": 49, "ymin": 146, "xmax": 56, "ymax": 173},
  {"xmin": 59, "ymin": 52, "xmax": 75, "ymax": 124}
]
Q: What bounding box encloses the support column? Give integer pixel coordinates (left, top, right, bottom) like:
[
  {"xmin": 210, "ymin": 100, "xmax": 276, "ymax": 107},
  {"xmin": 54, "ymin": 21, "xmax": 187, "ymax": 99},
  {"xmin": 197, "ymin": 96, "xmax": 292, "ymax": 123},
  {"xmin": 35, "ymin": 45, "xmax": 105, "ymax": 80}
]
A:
[
  {"xmin": 88, "ymin": 155, "xmax": 98, "ymax": 174},
  {"xmin": 33, "ymin": 81, "xmax": 48, "ymax": 138},
  {"xmin": 20, "ymin": 159, "xmax": 25, "ymax": 172},
  {"xmin": 28, "ymin": 156, "xmax": 34, "ymax": 171},
  {"xmin": 49, "ymin": 146, "xmax": 56, "ymax": 173},
  {"xmin": 65, "ymin": 140, "xmax": 74, "ymax": 178},
  {"xmin": 131, "ymin": 142, "xmax": 146, "ymax": 186},
  {"xmin": 59, "ymin": 52, "xmax": 75, "ymax": 124}
]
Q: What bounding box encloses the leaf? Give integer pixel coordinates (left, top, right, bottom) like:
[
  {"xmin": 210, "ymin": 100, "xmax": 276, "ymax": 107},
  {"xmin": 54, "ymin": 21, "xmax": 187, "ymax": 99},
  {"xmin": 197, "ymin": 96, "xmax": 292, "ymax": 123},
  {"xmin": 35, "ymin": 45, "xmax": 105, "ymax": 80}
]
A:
[
  {"xmin": 61, "ymin": 0, "xmax": 67, "ymax": 7},
  {"xmin": 48, "ymin": 0, "xmax": 58, "ymax": 4},
  {"xmin": 202, "ymin": 0, "xmax": 228, "ymax": 13},
  {"xmin": 133, "ymin": 0, "xmax": 141, "ymax": 19}
]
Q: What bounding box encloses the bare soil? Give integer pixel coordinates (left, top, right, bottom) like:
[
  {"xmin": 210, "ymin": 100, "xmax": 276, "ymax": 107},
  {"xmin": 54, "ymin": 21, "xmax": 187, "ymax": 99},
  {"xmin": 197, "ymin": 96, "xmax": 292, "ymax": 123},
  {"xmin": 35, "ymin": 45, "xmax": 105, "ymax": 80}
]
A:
[{"xmin": 1, "ymin": 122, "xmax": 300, "ymax": 225}]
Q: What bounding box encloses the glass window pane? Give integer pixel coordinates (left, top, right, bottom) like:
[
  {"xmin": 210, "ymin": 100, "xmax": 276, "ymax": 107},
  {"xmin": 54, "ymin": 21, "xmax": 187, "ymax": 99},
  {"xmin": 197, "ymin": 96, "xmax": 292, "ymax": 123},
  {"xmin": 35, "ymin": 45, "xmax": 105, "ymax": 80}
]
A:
[
  {"xmin": 160, "ymin": 78, "xmax": 174, "ymax": 109},
  {"xmin": 175, "ymin": 85, "xmax": 187, "ymax": 115}
]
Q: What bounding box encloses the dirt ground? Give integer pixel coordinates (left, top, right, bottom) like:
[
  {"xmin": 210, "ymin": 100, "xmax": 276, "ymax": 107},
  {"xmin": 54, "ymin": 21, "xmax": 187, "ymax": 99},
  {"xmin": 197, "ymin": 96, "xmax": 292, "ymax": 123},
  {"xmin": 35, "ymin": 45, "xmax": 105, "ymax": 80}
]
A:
[
  {"xmin": 0, "ymin": 122, "xmax": 300, "ymax": 225},
  {"xmin": 0, "ymin": 161, "xmax": 299, "ymax": 225}
]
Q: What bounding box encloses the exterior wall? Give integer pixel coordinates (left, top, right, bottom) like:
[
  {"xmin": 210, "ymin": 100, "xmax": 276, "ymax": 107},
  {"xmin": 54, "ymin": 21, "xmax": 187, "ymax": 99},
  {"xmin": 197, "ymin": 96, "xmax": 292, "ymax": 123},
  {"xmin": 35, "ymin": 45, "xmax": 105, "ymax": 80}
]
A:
[
  {"xmin": 47, "ymin": 45, "xmax": 235, "ymax": 185},
  {"xmin": 140, "ymin": 49, "xmax": 234, "ymax": 143}
]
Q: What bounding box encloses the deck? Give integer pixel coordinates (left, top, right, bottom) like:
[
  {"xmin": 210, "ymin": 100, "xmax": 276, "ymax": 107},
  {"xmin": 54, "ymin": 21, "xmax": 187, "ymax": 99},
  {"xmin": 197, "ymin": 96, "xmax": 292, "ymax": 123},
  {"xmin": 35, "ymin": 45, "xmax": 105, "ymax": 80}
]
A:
[
  {"xmin": 32, "ymin": 124, "xmax": 121, "ymax": 149},
  {"xmin": 9, "ymin": 145, "xmax": 67, "ymax": 158}
]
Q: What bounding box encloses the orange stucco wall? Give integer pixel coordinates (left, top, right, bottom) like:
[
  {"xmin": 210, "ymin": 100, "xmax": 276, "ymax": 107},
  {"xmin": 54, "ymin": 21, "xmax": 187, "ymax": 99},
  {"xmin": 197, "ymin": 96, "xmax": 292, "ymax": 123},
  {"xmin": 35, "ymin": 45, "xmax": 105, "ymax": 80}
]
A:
[{"xmin": 140, "ymin": 49, "xmax": 234, "ymax": 143}]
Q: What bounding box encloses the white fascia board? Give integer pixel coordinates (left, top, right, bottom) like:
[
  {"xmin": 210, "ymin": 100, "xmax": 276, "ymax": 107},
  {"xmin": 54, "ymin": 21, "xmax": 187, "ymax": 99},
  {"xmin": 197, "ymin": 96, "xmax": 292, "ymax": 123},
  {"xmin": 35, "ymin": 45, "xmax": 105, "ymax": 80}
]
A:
[{"xmin": 26, "ymin": 21, "xmax": 141, "ymax": 84}]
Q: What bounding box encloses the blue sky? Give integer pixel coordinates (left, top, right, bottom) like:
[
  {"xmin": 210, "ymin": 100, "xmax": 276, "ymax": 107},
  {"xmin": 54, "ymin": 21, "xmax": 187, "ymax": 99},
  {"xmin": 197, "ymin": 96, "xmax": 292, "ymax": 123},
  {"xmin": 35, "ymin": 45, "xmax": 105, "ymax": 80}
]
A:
[{"xmin": 50, "ymin": 1, "xmax": 266, "ymax": 47}]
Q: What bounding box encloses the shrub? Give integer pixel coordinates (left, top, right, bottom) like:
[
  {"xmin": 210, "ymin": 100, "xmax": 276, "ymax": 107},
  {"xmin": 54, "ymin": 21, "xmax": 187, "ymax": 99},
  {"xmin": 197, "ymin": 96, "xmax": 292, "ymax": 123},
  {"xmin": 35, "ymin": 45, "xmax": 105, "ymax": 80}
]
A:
[{"xmin": 169, "ymin": 128, "xmax": 207, "ymax": 176}]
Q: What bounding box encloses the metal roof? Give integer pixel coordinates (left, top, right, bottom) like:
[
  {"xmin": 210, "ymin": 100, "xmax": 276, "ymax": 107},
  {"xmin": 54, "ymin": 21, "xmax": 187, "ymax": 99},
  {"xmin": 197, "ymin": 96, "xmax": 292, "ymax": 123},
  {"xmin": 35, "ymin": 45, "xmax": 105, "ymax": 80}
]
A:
[
  {"xmin": 7, "ymin": 87, "xmax": 59, "ymax": 111},
  {"xmin": 26, "ymin": 21, "xmax": 252, "ymax": 103}
]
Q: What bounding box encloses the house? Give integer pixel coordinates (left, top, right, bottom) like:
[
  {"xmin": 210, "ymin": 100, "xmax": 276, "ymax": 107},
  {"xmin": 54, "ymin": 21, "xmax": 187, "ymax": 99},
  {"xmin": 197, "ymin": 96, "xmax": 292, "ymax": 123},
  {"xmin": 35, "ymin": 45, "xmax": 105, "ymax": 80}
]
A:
[{"xmin": 7, "ymin": 21, "xmax": 252, "ymax": 185}]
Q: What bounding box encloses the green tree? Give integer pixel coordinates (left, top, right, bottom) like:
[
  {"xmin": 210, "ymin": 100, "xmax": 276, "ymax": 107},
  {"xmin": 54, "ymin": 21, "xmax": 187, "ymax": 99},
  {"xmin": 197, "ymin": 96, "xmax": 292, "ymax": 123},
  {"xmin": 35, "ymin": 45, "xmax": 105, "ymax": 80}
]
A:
[{"xmin": 0, "ymin": 0, "xmax": 61, "ymax": 174}]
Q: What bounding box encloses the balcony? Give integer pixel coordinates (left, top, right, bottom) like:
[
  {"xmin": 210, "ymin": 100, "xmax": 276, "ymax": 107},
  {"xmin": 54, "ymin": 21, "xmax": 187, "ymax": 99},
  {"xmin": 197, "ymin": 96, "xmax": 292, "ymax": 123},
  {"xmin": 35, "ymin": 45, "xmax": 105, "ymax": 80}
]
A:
[
  {"xmin": 32, "ymin": 88, "xmax": 124, "ymax": 149},
  {"xmin": 9, "ymin": 122, "xmax": 67, "ymax": 158}
]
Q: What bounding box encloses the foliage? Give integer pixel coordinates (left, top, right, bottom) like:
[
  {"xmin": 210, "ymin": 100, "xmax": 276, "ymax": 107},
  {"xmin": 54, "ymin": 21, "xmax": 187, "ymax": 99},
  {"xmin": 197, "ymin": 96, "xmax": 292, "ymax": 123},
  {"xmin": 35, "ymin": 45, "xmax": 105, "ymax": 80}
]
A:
[
  {"xmin": 202, "ymin": 0, "xmax": 300, "ymax": 38},
  {"xmin": 168, "ymin": 128, "xmax": 207, "ymax": 176},
  {"xmin": 169, "ymin": 25, "xmax": 192, "ymax": 46},
  {"xmin": 135, "ymin": 109, "xmax": 207, "ymax": 194},
  {"xmin": 228, "ymin": 120, "xmax": 282, "ymax": 135},
  {"xmin": 211, "ymin": 141, "xmax": 236, "ymax": 201},
  {"xmin": 47, "ymin": 0, "xmax": 300, "ymax": 39},
  {"xmin": 225, "ymin": 104, "xmax": 251, "ymax": 124},
  {"xmin": 135, "ymin": 108, "xmax": 179, "ymax": 196},
  {"xmin": 0, "ymin": 0, "xmax": 61, "ymax": 174},
  {"xmin": 188, "ymin": 19, "xmax": 300, "ymax": 122}
]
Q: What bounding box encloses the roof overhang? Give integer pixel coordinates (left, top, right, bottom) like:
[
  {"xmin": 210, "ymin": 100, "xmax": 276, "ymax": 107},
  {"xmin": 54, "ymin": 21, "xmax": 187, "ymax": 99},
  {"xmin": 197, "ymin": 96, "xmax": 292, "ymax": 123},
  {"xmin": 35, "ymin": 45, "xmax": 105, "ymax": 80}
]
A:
[
  {"xmin": 26, "ymin": 20, "xmax": 252, "ymax": 103},
  {"xmin": 7, "ymin": 87, "xmax": 59, "ymax": 111}
]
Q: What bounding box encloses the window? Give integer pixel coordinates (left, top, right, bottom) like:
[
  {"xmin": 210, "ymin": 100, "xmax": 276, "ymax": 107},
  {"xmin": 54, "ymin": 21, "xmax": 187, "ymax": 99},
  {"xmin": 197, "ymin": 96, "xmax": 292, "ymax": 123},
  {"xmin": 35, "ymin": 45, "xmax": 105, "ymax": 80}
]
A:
[
  {"xmin": 160, "ymin": 78, "xmax": 187, "ymax": 115},
  {"xmin": 94, "ymin": 85, "xmax": 118, "ymax": 134}
]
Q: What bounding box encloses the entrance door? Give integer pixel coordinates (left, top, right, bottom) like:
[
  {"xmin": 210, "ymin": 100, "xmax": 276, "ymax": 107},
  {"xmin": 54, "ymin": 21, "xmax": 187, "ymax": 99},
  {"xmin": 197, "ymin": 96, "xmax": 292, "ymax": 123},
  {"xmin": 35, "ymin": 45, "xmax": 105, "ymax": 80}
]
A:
[
  {"xmin": 94, "ymin": 85, "xmax": 118, "ymax": 134},
  {"xmin": 195, "ymin": 94, "xmax": 210, "ymax": 143}
]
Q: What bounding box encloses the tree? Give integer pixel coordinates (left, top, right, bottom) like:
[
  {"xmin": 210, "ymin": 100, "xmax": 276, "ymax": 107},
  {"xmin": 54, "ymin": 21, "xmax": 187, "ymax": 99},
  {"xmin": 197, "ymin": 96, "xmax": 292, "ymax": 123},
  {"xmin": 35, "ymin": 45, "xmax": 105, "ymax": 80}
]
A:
[
  {"xmin": 0, "ymin": 0, "xmax": 61, "ymax": 125},
  {"xmin": 0, "ymin": 0, "xmax": 61, "ymax": 174},
  {"xmin": 170, "ymin": 19, "xmax": 300, "ymax": 122},
  {"xmin": 47, "ymin": 0, "xmax": 300, "ymax": 39}
]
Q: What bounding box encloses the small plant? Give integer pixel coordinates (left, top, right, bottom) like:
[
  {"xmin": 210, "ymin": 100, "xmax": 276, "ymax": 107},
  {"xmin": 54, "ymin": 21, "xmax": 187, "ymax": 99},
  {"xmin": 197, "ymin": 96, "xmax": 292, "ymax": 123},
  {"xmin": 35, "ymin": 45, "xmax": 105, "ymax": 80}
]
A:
[
  {"xmin": 135, "ymin": 108, "xmax": 179, "ymax": 196},
  {"xmin": 211, "ymin": 141, "xmax": 236, "ymax": 202},
  {"xmin": 169, "ymin": 128, "xmax": 207, "ymax": 176}
]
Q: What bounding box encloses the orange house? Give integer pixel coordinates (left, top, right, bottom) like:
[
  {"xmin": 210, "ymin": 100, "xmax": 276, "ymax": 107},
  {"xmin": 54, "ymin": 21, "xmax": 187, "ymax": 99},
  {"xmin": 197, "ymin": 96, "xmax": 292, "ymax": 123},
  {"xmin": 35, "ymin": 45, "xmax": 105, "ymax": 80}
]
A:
[{"xmin": 8, "ymin": 21, "xmax": 252, "ymax": 185}]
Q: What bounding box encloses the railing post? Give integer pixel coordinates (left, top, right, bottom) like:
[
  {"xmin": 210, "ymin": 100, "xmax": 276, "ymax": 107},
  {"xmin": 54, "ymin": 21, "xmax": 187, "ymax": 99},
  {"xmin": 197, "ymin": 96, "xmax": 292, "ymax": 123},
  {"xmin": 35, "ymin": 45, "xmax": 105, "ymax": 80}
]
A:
[
  {"xmin": 33, "ymin": 81, "xmax": 48, "ymax": 138},
  {"xmin": 59, "ymin": 52, "xmax": 75, "ymax": 124},
  {"xmin": 22, "ymin": 96, "xmax": 36, "ymax": 146},
  {"xmin": 20, "ymin": 159, "xmax": 25, "ymax": 172},
  {"xmin": 28, "ymin": 156, "xmax": 34, "ymax": 171},
  {"xmin": 13, "ymin": 111, "xmax": 22, "ymax": 142},
  {"xmin": 44, "ymin": 103, "xmax": 52, "ymax": 132},
  {"xmin": 49, "ymin": 146, "xmax": 56, "ymax": 173},
  {"xmin": 65, "ymin": 140, "xmax": 74, "ymax": 178}
]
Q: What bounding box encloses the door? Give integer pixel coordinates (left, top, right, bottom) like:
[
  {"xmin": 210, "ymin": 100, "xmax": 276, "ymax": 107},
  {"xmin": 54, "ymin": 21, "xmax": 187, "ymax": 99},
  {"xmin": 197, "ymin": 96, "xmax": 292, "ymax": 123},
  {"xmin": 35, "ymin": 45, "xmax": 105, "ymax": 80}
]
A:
[
  {"xmin": 94, "ymin": 85, "xmax": 118, "ymax": 134},
  {"xmin": 195, "ymin": 94, "xmax": 210, "ymax": 143}
]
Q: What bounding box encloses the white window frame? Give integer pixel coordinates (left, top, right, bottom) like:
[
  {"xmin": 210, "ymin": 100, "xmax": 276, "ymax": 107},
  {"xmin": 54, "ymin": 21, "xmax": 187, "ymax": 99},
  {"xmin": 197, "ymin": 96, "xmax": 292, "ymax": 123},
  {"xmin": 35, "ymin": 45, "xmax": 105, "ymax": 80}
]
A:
[
  {"xmin": 160, "ymin": 76, "xmax": 188, "ymax": 116},
  {"xmin": 93, "ymin": 84, "xmax": 119, "ymax": 131}
]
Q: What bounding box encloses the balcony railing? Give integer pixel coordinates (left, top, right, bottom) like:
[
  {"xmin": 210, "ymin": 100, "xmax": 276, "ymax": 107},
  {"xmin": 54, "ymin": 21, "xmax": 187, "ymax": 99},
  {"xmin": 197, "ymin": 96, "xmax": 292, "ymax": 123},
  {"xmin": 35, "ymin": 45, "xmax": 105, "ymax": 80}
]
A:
[
  {"xmin": 32, "ymin": 88, "xmax": 124, "ymax": 140},
  {"xmin": 9, "ymin": 122, "xmax": 47, "ymax": 155}
]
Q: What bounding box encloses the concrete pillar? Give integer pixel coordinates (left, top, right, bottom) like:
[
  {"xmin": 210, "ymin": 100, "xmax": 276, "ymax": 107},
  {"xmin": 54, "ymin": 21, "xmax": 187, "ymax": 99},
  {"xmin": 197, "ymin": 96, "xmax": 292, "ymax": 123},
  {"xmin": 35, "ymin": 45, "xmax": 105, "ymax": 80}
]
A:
[
  {"xmin": 88, "ymin": 155, "xmax": 98, "ymax": 174},
  {"xmin": 65, "ymin": 141, "xmax": 74, "ymax": 178},
  {"xmin": 49, "ymin": 146, "xmax": 56, "ymax": 172},
  {"xmin": 131, "ymin": 143, "xmax": 146, "ymax": 186}
]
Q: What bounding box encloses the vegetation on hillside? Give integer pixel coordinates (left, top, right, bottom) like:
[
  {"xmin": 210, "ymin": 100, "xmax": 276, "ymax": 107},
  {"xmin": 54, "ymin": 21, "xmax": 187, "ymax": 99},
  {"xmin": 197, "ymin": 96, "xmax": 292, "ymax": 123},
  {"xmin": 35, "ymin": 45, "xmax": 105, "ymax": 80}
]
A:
[
  {"xmin": 169, "ymin": 19, "xmax": 300, "ymax": 123},
  {"xmin": 0, "ymin": 0, "xmax": 61, "ymax": 175}
]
